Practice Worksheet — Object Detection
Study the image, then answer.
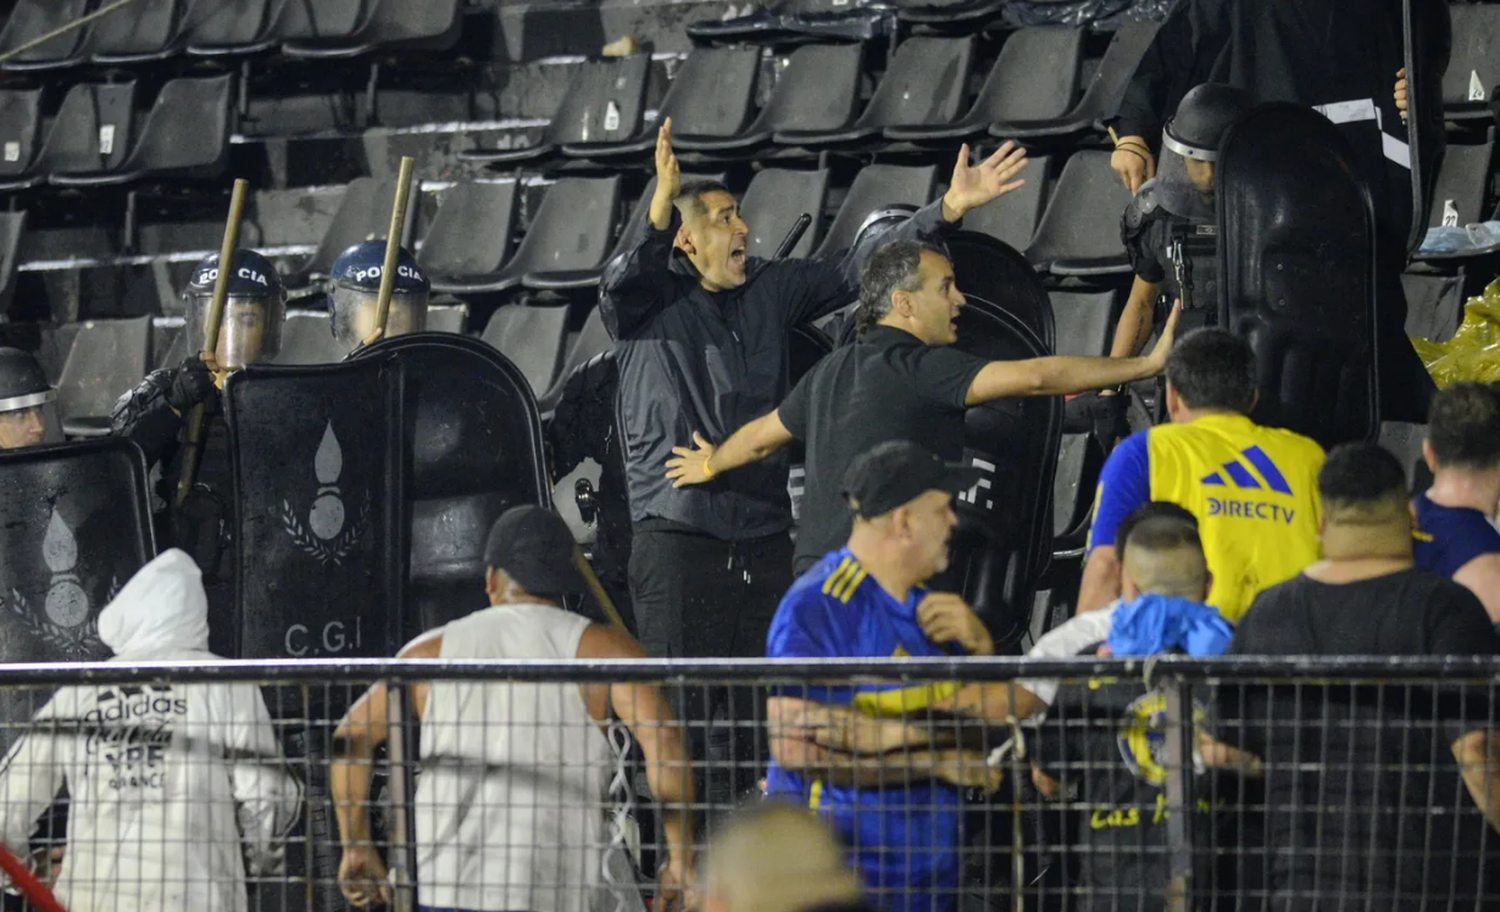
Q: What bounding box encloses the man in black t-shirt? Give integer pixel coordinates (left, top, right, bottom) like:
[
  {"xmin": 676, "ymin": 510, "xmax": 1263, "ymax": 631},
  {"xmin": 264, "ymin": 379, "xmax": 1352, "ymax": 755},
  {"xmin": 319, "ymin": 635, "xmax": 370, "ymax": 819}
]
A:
[
  {"xmin": 666, "ymin": 241, "xmax": 1181, "ymax": 574},
  {"xmin": 1226, "ymin": 443, "xmax": 1500, "ymax": 911}
]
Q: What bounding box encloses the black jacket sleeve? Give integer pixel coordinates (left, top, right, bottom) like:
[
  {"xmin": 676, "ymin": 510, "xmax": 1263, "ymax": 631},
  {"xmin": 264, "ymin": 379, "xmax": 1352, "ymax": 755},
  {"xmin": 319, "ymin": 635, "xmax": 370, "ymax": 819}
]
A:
[
  {"xmin": 599, "ymin": 210, "xmax": 684, "ymax": 341},
  {"xmin": 777, "ymin": 196, "xmax": 959, "ymax": 327},
  {"xmin": 548, "ymin": 351, "xmax": 617, "ymax": 482},
  {"xmin": 1112, "ymin": 0, "xmax": 1232, "ymax": 143},
  {"xmin": 110, "ymin": 369, "xmax": 183, "ymax": 470}
]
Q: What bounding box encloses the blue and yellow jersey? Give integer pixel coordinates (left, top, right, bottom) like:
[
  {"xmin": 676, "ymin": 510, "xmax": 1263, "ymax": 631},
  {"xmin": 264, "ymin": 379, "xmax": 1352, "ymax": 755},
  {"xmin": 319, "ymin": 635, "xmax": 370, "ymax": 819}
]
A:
[
  {"xmin": 765, "ymin": 548, "xmax": 965, "ymax": 912},
  {"xmin": 1088, "ymin": 413, "xmax": 1325, "ymax": 622},
  {"xmin": 1413, "ymin": 492, "xmax": 1500, "ymax": 577}
]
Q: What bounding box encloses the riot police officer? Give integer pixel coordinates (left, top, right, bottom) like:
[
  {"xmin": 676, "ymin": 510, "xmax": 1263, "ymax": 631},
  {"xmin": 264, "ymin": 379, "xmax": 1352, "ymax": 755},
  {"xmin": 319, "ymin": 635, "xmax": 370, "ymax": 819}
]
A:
[
  {"xmin": 111, "ymin": 249, "xmax": 286, "ymax": 579},
  {"xmin": 326, "ymin": 240, "xmax": 430, "ymax": 355},
  {"xmin": 0, "ymin": 348, "xmax": 59, "ymax": 450},
  {"xmin": 1068, "ymin": 85, "xmax": 1253, "ymax": 438}
]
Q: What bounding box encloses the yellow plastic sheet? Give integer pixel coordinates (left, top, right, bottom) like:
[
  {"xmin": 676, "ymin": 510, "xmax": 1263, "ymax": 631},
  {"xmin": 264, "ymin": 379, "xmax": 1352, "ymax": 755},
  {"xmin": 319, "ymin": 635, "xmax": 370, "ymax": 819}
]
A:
[{"xmin": 1413, "ymin": 277, "xmax": 1500, "ymax": 388}]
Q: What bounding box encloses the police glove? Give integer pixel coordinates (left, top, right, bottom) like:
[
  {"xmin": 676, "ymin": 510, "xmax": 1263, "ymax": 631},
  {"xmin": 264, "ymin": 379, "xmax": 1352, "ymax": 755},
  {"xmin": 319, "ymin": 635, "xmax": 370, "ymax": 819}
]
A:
[
  {"xmin": 1063, "ymin": 390, "xmax": 1130, "ymax": 444},
  {"xmin": 166, "ymin": 355, "xmax": 217, "ymax": 413}
]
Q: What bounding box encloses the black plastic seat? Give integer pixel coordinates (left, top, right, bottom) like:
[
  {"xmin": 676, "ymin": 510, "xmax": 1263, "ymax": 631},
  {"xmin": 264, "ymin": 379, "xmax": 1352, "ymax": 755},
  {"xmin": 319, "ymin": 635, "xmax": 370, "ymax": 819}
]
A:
[
  {"xmin": 1402, "ymin": 272, "xmax": 1465, "ymax": 342},
  {"xmin": 185, "ymin": 0, "xmax": 279, "ymax": 56},
  {"xmin": 24, "ymin": 81, "xmax": 137, "ymax": 186},
  {"xmin": 1049, "ymin": 289, "xmax": 1115, "ymax": 541},
  {"xmin": 52, "ymin": 74, "xmax": 233, "ymax": 187},
  {"xmin": 1443, "ymin": 5, "xmax": 1500, "ymax": 121},
  {"xmin": 90, "ymin": 0, "xmax": 187, "ymax": 64},
  {"xmin": 742, "ymin": 168, "xmax": 829, "ymax": 259},
  {"xmin": 270, "ymin": 0, "xmax": 368, "ymax": 42},
  {"xmin": 271, "ymin": 311, "xmax": 346, "ymax": 365},
  {"xmin": 0, "ymin": 211, "xmax": 24, "ymax": 314},
  {"xmin": 282, "ymin": 0, "xmax": 462, "ymax": 59},
  {"xmin": 427, "ymin": 176, "xmax": 619, "ymax": 294},
  {"xmin": 886, "ymin": 29, "xmax": 1083, "ymax": 142},
  {"xmin": 566, "ymin": 47, "xmax": 762, "ymax": 159},
  {"xmin": 1417, "ymin": 132, "xmax": 1495, "ymax": 248},
  {"xmin": 989, "ymin": 21, "xmax": 1159, "ymax": 139},
  {"xmin": 0, "ymin": 0, "xmax": 94, "ymax": 72},
  {"xmin": 57, "ymin": 317, "xmax": 153, "ymax": 438},
  {"xmin": 777, "ymin": 36, "xmax": 975, "ymax": 147},
  {"xmin": 419, "ymin": 180, "xmax": 521, "ymax": 294},
  {"xmin": 960, "ymin": 153, "xmax": 1049, "ymax": 252},
  {"xmin": 1024, "ymin": 151, "xmax": 1133, "ymax": 276},
  {"xmin": 479, "ymin": 304, "xmax": 571, "ymax": 397},
  {"xmin": 290, "ymin": 175, "xmax": 410, "ymax": 289},
  {"xmin": 681, "ymin": 43, "xmax": 862, "ymax": 153},
  {"xmin": 461, "ymin": 55, "xmax": 650, "ymax": 164},
  {"xmin": 811, "ymin": 164, "xmax": 938, "ymax": 258},
  {"xmin": 427, "ymin": 303, "xmax": 469, "ymax": 334},
  {"xmin": 538, "ymin": 306, "xmax": 613, "ymax": 412},
  {"xmin": 0, "ymin": 88, "xmax": 44, "ymax": 189}
]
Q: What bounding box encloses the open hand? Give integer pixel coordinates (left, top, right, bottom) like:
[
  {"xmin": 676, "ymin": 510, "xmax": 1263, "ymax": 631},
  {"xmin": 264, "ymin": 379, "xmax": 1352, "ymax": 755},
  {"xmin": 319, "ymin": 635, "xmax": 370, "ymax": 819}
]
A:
[
  {"xmin": 665, "ymin": 432, "xmax": 717, "ymax": 488},
  {"xmin": 1144, "ymin": 299, "xmax": 1182, "ymax": 374},
  {"xmin": 648, "ymin": 118, "xmax": 681, "ymax": 230},
  {"xmin": 1394, "ymin": 67, "xmax": 1408, "ymax": 121},
  {"xmin": 1111, "ymin": 135, "xmax": 1155, "ymax": 193},
  {"xmin": 339, "ymin": 846, "xmax": 392, "ymax": 908},
  {"xmin": 917, "ymin": 592, "xmax": 994, "ymax": 656},
  {"xmin": 942, "ymin": 141, "xmax": 1029, "ymax": 221}
]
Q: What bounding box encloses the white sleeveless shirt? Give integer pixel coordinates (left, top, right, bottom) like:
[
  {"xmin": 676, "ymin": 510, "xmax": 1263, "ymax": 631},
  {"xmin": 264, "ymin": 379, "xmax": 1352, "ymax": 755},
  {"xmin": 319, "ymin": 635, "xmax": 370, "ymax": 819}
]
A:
[{"xmin": 415, "ymin": 603, "xmax": 626, "ymax": 912}]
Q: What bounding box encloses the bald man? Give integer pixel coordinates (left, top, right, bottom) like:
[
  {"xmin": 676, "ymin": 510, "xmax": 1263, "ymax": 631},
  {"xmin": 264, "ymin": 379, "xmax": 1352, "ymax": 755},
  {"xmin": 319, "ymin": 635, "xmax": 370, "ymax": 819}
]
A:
[{"xmin": 701, "ymin": 803, "xmax": 863, "ymax": 912}]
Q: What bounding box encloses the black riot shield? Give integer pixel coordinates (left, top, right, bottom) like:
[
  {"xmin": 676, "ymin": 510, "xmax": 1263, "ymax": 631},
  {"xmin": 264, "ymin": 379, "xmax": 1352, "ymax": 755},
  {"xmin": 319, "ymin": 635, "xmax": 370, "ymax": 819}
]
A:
[
  {"xmin": 947, "ymin": 303, "xmax": 1062, "ymax": 650},
  {"xmin": 946, "ymin": 232, "xmax": 1056, "ymax": 352},
  {"xmin": 354, "ymin": 333, "xmax": 551, "ymax": 639},
  {"xmin": 1217, "ymin": 103, "xmax": 1380, "ymax": 448},
  {"xmin": 225, "ymin": 356, "xmax": 407, "ymax": 660},
  {"xmin": 0, "ymin": 438, "xmax": 153, "ymax": 719}
]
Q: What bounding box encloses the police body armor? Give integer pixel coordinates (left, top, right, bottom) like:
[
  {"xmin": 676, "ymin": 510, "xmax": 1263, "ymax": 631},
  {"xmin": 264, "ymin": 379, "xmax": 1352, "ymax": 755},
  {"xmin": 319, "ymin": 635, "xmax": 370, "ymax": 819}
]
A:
[
  {"xmin": 1216, "ymin": 103, "xmax": 1379, "ymax": 447},
  {"xmin": 1124, "ymin": 179, "xmax": 1222, "ymax": 337}
]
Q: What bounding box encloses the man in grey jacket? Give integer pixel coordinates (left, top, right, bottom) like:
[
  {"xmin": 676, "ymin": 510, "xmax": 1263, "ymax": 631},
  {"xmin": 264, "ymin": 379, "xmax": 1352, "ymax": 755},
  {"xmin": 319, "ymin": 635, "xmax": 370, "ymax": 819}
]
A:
[{"xmin": 601, "ymin": 119, "xmax": 1029, "ymax": 676}]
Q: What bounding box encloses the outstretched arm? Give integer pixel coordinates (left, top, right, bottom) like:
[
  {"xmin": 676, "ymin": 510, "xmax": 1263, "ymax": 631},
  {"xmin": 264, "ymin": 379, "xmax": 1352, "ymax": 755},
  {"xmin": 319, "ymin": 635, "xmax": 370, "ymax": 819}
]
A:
[
  {"xmin": 601, "ymin": 120, "xmax": 684, "ymax": 339},
  {"xmin": 665, "ymin": 410, "xmax": 795, "ymax": 488},
  {"xmin": 965, "ymin": 300, "xmax": 1179, "ymax": 405}
]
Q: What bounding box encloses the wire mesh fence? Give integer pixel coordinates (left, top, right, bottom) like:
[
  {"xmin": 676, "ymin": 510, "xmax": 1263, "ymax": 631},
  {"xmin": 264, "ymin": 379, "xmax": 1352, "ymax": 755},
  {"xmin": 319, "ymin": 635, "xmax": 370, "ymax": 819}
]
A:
[{"xmin": 0, "ymin": 657, "xmax": 1497, "ymax": 912}]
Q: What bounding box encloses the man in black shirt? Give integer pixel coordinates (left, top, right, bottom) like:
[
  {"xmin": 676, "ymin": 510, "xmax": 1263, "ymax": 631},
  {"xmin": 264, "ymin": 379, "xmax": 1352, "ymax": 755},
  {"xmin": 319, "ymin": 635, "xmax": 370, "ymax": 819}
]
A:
[
  {"xmin": 666, "ymin": 241, "xmax": 1180, "ymax": 575},
  {"xmin": 1226, "ymin": 443, "xmax": 1500, "ymax": 910}
]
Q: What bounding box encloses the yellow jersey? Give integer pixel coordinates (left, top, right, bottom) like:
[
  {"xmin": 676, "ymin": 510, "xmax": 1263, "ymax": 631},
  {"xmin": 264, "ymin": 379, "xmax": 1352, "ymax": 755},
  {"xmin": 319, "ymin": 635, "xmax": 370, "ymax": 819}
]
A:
[{"xmin": 1088, "ymin": 412, "xmax": 1325, "ymax": 622}]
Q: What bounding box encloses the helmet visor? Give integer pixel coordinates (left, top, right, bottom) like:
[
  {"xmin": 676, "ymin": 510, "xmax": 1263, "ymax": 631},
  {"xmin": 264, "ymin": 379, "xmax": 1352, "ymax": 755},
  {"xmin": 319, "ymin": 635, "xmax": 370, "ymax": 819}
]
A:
[
  {"xmin": 0, "ymin": 392, "xmax": 61, "ymax": 449},
  {"xmin": 330, "ymin": 287, "xmax": 429, "ymax": 352},
  {"xmin": 1153, "ymin": 135, "xmax": 1217, "ymax": 224},
  {"xmin": 185, "ymin": 293, "xmax": 286, "ymax": 370}
]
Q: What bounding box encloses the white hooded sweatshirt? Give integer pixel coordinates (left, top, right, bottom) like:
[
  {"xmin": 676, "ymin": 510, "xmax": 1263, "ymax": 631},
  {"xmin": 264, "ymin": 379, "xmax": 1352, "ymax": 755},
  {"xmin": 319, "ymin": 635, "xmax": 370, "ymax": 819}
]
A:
[{"xmin": 0, "ymin": 549, "xmax": 302, "ymax": 912}]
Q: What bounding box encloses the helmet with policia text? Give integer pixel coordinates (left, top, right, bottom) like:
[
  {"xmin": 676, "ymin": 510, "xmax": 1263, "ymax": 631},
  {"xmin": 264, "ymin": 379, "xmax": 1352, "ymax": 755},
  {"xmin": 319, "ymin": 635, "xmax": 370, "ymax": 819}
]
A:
[
  {"xmin": 0, "ymin": 347, "xmax": 60, "ymax": 449},
  {"xmin": 182, "ymin": 249, "xmax": 286, "ymax": 371},
  {"xmin": 327, "ymin": 240, "xmax": 430, "ymax": 353}
]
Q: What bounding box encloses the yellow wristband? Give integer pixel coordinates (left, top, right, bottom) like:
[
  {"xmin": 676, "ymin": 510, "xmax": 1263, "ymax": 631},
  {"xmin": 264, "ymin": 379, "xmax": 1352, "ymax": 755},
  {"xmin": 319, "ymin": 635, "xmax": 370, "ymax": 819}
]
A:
[{"xmin": 702, "ymin": 456, "xmax": 716, "ymax": 479}]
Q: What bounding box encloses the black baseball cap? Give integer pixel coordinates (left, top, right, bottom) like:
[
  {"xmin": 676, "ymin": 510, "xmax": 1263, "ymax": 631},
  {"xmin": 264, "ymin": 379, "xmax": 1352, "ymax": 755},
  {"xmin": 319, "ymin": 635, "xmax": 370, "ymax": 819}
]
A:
[
  {"xmin": 482, "ymin": 505, "xmax": 587, "ymax": 596},
  {"xmin": 842, "ymin": 440, "xmax": 984, "ymax": 520}
]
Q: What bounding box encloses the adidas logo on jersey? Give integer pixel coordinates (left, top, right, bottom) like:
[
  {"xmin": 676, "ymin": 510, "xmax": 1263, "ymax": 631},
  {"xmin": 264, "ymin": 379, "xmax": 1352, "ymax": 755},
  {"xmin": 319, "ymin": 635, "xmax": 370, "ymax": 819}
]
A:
[{"xmin": 1201, "ymin": 445, "xmax": 1298, "ymax": 525}]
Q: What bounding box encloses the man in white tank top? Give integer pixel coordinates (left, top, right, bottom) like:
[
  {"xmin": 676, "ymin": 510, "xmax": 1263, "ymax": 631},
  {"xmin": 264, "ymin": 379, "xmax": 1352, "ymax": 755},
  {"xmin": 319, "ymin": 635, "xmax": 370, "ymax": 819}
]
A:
[{"xmin": 330, "ymin": 506, "xmax": 695, "ymax": 912}]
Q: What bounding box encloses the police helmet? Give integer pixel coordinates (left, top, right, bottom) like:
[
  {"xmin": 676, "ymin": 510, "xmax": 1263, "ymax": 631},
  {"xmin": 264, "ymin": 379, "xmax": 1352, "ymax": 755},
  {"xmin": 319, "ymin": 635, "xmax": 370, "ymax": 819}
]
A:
[
  {"xmin": 0, "ymin": 347, "xmax": 59, "ymax": 449},
  {"xmin": 182, "ymin": 249, "xmax": 287, "ymax": 371},
  {"xmin": 1162, "ymin": 83, "xmax": 1256, "ymax": 162},
  {"xmin": 327, "ymin": 240, "xmax": 430, "ymax": 353}
]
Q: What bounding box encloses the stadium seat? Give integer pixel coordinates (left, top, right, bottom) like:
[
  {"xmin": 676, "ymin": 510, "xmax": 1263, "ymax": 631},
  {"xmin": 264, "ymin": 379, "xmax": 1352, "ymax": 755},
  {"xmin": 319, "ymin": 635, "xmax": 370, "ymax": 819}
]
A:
[
  {"xmin": 461, "ymin": 55, "xmax": 650, "ymax": 164},
  {"xmin": 151, "ymin": 318, "xmax": 184, "ymax": 371},
  {"xmin": 1442, "ymin": 4, "xmax": 1500, "ymax": 121},
  {"xmin": 185, "ymin": 0, "xmax": 280, "ymax": 56},
  {"xmin": 0, "ymin": 211, "xmax": 24, "ymax": 314},
  {"xmin": 812, "ymin": 164, "xmax": 938, "ymax": 258},
  {"xmin": 418, "ymin": 180, "xmax": 521, "ymax": 294},
  {"xmin": 426, "ymin": 304, "xmax": 469, "ymax": 334},
  {"xmin": 56, "ymin": 317, "xmax": 152, "ymax": 438},
  {"xmin": 292, "ymin": 175, "xmax": 414, "ymax": 289},
  {"xmin": 961, "ymin": 153, "xmax": 1050, "ymax": 252},
  {"xmin": 1025, "ymin": 151, "xmax": 1133, "ymax": 276},
  {"xmin": 479, "ymin": 304, "xmax": 571, "ymax": 397},
  {"xmin": 0, "ymin": 0, "xmax": 94, "ymax": 72},
  {"xmin": 568, "ymin": 47, "xmax": 762, "ymax": 158},
  {"xmin": 90, "ymin": 0, "xmax": 188, "ymax": 64},
  {"xmin": 1049, "ymin": 289, "xmax": 1115, "ymax": 540},
  {"xmin": 887, "ymin": 29, "xmax": 1083, "ymax": 142},
  {"xmin": 272, "ymin": 312, "xmax": 346, "ymax": 365},
  {"xmin": 538, "ymin": 307, "xmax": 612, "ymax": 412},
  {"xmin": 282, "ymin": 0, "xmax": 461, "ymax": 59},
  {"xmin": 685, "ymin": 43, "xmax": 862, "ymax": 153},
  {"xmin": 990, "ymin": 21, "xmax": 1159, "ymax": 139},
  {"xmin": 271, "ymin": 0, "xmax": 368, "ymax": 42},
  {"xmin": 0, "ymin": 88, "xmax": 44, "ymax": 189},
  {"xmin": 742, "ymin": 168, "xmax": 830, "ymax": 259},
  {"xmin": 777, "ymin": 36, "xmax": 975, "ymax": 146},
  {"xmin": 51, "ymin": 74, "xmax": 234, "ymax": 187},
  {"xmin": 23, "ymin": 81, "xmax": 138, "ymax": 187},
  {"xmin": 1420, "ymin": 133, "xmax": 1496, "ymax": 239},
  {"xmin": 516, "ymin": 176, "xmax": 643, "ymax": 291},
  {"xmin": 1402, "ymin": 272, "xmax": 1466, "ymax": 342}
]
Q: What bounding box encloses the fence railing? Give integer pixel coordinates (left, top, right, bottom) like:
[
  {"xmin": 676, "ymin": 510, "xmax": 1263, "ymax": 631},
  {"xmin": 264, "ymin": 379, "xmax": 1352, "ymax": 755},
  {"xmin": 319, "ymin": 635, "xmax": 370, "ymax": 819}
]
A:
[{"xmin": 0, "ymin": 657, "xmax": 1497, "ymax": 912}]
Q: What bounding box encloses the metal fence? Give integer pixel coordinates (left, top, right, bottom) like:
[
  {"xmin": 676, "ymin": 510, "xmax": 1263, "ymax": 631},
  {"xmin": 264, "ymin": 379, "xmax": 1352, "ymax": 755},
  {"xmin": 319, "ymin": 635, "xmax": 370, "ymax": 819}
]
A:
[{"xmin": 0, "ymin": 656, "xmax": 1498, "ymax": 912}]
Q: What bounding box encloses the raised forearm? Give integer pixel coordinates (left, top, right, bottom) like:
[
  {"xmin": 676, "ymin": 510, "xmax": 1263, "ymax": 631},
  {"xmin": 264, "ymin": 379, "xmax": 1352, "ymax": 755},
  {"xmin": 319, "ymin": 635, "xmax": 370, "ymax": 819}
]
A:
[{"xmin": 930, "ymin": 681, "xmax": 1039, "ymax": 725}]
